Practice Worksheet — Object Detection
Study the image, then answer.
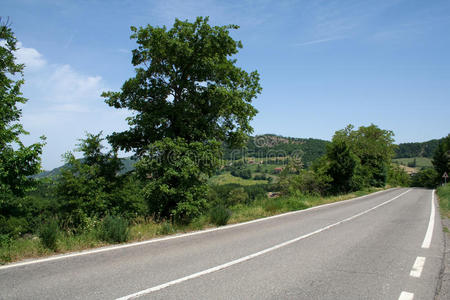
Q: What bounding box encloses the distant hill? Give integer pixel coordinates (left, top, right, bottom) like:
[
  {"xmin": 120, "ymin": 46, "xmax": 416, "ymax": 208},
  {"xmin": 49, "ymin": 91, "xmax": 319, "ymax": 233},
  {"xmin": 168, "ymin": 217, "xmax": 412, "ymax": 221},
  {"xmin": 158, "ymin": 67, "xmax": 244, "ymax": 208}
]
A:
[
  {"xmin": 223, "ymin": 134, "xmax": 329, "ymax": 166},
  {"xmin": 36, "ymin": 134, "xmax": 330, "ymax": 179},
  {"xmin": 395, "ymin": 138, "xmax": 444, "ymax": 158},
  {"xmin": 36, "ymin": 134, "xmax": 447, "ymax": 179},
  {"xmin": 34, "ymin": 157, "xmax": 138, "ymax": 179}
]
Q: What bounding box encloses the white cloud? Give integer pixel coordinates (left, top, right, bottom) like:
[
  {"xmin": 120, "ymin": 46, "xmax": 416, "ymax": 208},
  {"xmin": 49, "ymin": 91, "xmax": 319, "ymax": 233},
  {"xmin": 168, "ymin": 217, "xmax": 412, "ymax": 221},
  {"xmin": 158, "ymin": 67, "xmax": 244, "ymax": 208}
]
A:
[
  {"xmin": 15, "ymin": 42, "xmax": 47, "ymax": 71},
  {"xmin": 15, "ymin": 42, "xmax": 132, "ymax": 169},
  {"xmin": 45, "ymin": 64, "xmax": 105, "ymax": 105}
]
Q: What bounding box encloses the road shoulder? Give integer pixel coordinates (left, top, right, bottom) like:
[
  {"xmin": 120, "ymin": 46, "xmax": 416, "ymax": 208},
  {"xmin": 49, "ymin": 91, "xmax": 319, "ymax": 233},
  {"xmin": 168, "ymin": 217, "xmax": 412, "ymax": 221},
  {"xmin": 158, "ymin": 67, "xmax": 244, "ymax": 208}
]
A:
[{"xmin": 436, "ymin": 196, "xmax": 450, "ymax": 299}]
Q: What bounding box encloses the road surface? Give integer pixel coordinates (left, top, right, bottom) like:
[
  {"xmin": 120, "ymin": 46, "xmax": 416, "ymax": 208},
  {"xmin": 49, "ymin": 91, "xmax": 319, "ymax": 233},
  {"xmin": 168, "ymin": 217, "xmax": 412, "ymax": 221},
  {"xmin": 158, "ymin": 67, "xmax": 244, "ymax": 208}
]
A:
[{"xmin": 0, "ymin": 188, "xmax": 443, "ymax": 299}]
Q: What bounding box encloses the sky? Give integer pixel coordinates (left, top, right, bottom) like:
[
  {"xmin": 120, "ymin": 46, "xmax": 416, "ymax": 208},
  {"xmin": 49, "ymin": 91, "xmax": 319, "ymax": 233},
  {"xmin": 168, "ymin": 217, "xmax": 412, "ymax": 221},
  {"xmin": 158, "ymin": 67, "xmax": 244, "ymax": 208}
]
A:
[{"xmin": 2, "ymin": 0, "xmax": 450, "ymax": 170}]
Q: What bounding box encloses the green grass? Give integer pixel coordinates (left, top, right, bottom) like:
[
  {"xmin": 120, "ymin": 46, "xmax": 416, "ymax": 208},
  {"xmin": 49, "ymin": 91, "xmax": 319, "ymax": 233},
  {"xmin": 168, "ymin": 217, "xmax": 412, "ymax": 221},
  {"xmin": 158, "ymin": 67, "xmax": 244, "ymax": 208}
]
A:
[
  {"xmin": 437, "ymin": 183, "xmax": 450, "ymax": 218},
  {"xmin": 0, "ymin": 187, "xmax": 384, "ymax": 265},
  {"xmin": 209, "ymin": 173, "xmax": 269, "ymax": 185},
  {"xmin": 392, "ymin": 157, "xmax": 433, "ymax": 168}
]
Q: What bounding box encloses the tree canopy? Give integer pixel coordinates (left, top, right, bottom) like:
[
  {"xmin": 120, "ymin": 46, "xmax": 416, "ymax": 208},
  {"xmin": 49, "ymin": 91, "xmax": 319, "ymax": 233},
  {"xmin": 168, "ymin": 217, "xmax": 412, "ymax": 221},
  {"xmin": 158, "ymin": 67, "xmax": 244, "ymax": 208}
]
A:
[
  {"xmin": 103, "ymin": 16, "xmax": 261, "ymax": 155},
  {"xmin": 0, "ymin": 19, "xmax": 45, "ymax": 197},
  {"xmin": 103, "ymin": 17, "xmax": 261, "ymax": 221}
]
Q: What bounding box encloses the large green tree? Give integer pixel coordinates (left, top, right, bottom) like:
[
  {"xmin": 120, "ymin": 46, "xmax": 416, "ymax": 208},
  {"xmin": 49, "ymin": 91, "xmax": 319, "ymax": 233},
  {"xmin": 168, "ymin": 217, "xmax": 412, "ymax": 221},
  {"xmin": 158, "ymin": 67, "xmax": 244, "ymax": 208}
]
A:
[
  {"xmin": 0, "ymin": 19, "xmax": 45, "ymax": 236},
  {"xmin": 326, "ymin": 137, "xmax": 358, "ymax": 193},
  {"xmin": 103, "ymin": 17, "xmax": 261, "ymax": 153},
  {"xmin": 103, "ymin": 17, "xmax": 261, "ymax": 221}
]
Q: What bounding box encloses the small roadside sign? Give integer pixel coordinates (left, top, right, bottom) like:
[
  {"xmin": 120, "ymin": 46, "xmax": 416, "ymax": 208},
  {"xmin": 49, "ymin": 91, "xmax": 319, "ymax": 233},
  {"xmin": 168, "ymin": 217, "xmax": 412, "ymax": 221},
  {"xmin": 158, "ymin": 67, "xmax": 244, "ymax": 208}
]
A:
[{"xmin": 443, "ymin": 172, "xmax": 448, "ymax": 184}]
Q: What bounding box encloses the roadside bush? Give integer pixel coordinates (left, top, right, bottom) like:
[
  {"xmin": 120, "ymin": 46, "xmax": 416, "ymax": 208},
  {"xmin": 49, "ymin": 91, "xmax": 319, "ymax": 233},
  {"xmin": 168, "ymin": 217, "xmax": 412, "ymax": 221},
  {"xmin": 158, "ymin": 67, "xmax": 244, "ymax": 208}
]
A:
[
  {"xmin": 39, "ymin": 220, "xmax": 59, "ymax": 250},
  {"xmin": 437, "ymin": 184, "xmax": 450, "ymax": 216},
  {"xmin": 288, "ymin": 170, "xmax": 331, "ymax": 196},
  {"xmin": 98, "ymin": 215, "xmax": 129, "ymax": 243},
  {"xmin": 157, "ymin": 221, "xmax": 176, "ymax": 235},
  {"xmin": 209, "ymin": 205, "xmax": 232, "ymax": 226},
  {"xmin": 263, "ymin": 197, "xmax": 284, "ymax": 213},
  {"xmin": 228, "ymin": 187, "xmax": 249, "ymax": 206},
  {"xmin": 387, "ymin": 164, "xmax": 410, "ymax": 187},
  {"xmin": 411, "ymin": 169, "xmax": 438, "ymax": 188}
]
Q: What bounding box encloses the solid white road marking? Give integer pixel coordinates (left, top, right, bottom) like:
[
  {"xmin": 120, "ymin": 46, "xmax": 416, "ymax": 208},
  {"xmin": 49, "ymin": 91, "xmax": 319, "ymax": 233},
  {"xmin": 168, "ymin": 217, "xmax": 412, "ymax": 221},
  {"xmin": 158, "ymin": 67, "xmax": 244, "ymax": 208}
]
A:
[
  {"xmin": 421, "ymin": 190, "xmax": 435, "ymax": 249},
  {"xmin": 398, "ymin": 291, "xmax": 414, "ymax": 300},
  {"xmin": 0, "ymin": 188, "xmax": 394, "ymax": 270},
  {"xmin": 409, "ymin": 256, "xmax": 426, "ymax": 278},
  {"xmin": 116, "ymin": 189, "xmax": 411, "ymax": 299}
]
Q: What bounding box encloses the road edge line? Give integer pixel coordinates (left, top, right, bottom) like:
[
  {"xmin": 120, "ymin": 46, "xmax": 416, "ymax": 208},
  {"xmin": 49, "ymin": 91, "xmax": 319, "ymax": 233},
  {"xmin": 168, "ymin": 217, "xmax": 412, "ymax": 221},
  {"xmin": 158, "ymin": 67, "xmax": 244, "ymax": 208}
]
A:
[
  {"xmin": 0, "ymin": 188, "xmax": 396, "ymax": 270},
  {"xmin": 116, "ymin": 189, "xmax": 411, "ymax": 299}
]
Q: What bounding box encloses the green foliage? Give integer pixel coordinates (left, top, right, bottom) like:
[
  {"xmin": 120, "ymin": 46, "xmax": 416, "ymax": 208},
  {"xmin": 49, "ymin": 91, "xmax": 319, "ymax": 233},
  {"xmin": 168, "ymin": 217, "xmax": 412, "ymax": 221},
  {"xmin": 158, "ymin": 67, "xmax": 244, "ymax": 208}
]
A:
[
  {"xmin": 287, "ymin": 170, "xmax": 332, "ymax": 196},
  {"xmin": 326, "ymin": 137, "xmax": 358, "ymax": 193},
  {"xmin": 227, "ymin": 187, "xmax": 249, "ymax": 206},
  {"xmin": 437, "ymin": 184, "xmax": 450, "ymax": 217},
  {"xmin": 39, "ymin": 220, "xmax": 59, "ymax": 250},
  {"xmin": 103, "ymin": 16, "xmax": 261, "ymax": 153},
  {"xmin": 209, "ymin": 183, "xmax": 269, "ymax": 208},
  {"xmin": 224, "ymin": 135, "xmax": 329, "ymax": 167},
  {"xmin": 407, "ymin": 158, "xmax": 417, "ymax": 168},
  {"xmin": 263, "ymin": 194, "xmax": 310, "ymax": 213},
  {"xmin": 387, "ymin": 164, "xmax": 411, "ymax": 187},
  {"xmin": 411, "ymin": 169, "xmax": 439, "ymax": 188},
  {"xmin": 56, "ymin": 132, "xmax": 144, "ymax": 228},
  {"xmin": 432, "ymin": 134, "xmax": 450, "ymax": 183},
  {"xmin": 209, "ymin": 205, "xmax": 231, "ymax": 226},
  {"xmin": 1, "ymin": 20, "xmax": 45, "ymax": 235},
  {"xmin": 98, "ymin": 215, "xmax": 129, "ymax": 243},
  {"xmin": 231, "ymin": 168, "xmax": 252, "ymax": 179},
  {"xmin": 324, "ymin": 124, "xmax": 395, "ymax": 191},
  {"xmin": 104, "ymin": 17, "xmax": 261, "ymax": 224},
  {"xmin": 392, "ymin": 157, "xmax": 433, "ymax": 169},
  {"xmin": 158, "ymin": 221, "xmax": 176, "ymax": 235},
  {"xmin": 395, "ymin": 138, "xmax": 443, "ymax": 158},
  {"xmin": 136, "ymin": 137, "xmax": 221, "ymax": 222}
]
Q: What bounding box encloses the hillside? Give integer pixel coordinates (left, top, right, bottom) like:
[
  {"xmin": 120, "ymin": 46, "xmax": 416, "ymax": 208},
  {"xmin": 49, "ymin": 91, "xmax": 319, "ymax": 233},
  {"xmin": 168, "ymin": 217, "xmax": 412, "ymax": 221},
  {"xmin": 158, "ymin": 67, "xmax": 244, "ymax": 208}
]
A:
[
  {"xmin": 34, "ymin": 157, "xmax": 138, "ymax": 179},
  {"xmin": 36, "ymin": 134, "xmax": 330, "ymax": 178},
  {"xmin": 223, "ymin": 134, "xmax": 329, "ymax": 166},
  {"xmin": 395, "ymin": 138, "xmax": 443, "ymax": 158}
]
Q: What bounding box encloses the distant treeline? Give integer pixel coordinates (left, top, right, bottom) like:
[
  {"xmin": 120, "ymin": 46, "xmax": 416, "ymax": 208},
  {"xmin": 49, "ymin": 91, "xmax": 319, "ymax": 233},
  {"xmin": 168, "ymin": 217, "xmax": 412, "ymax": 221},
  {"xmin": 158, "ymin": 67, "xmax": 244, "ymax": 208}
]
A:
[
  {"xmin": 395, "ymin": 138, "xmax": 443, "ymax": 158},
  {"xmin": 223, "ymin": 134, "xmax": 329, "ymax": 166}
]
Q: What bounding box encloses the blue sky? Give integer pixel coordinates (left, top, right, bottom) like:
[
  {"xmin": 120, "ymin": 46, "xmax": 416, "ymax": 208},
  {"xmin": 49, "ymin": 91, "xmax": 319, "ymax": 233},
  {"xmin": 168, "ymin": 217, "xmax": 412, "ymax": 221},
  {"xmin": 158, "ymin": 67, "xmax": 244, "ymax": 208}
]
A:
[{"xmin": 3, "ymin": 0, "xmax": 450, "ymax": 169}]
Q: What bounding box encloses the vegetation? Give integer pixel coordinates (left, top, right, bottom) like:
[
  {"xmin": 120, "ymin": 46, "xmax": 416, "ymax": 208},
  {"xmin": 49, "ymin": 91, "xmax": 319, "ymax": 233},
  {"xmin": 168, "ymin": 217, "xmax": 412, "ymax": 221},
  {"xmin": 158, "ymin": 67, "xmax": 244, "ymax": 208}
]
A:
[
  {"xmin": 392, "ymin": 157, "xmax": 433, "ymax": 169},
  {"xmin": 98, "ymin": 215, "xmax": 129, "ymax": 243},
  {"xmin": 209, "ymin": 205, "xmax": 232, "ymax": 226},
  {"xmin": 437, "ymin": 184, "xmax": 450, "ymax": 218},
  {"xmin": 102, "ymin": 17, "xmax": 261, "ymax": 222},
  {"xmin": 1, "ymin": 17, "xmax": 447, "ymax": 265},
  {"xmin": 38, "ymin": 220, "xmax": 59, "ymax": 250},
  {"xmin": 395, "ymin": 138, "xmax": 443, "ymax": 158},
  {"xmin": 0, "ymin": 19, "xmax": 45, "ymax": 240}
]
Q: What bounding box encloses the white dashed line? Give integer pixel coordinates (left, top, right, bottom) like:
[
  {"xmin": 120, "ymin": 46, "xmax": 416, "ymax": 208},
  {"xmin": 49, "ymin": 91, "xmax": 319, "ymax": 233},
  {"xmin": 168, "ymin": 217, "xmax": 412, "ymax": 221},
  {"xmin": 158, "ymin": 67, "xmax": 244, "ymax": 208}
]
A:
[
  {"xmin": 398, "ymin": 291, "xmax": 414, "ymax": 300},
  {"xmin": 409, "ymin": 256, "xmax": 426, "ymax": 278}
]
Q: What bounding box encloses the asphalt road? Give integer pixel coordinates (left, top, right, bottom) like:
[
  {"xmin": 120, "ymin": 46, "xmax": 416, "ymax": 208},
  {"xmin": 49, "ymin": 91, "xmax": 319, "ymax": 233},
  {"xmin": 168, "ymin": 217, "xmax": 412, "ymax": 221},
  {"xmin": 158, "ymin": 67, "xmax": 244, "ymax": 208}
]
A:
[{"xmin": 0, "ymin": 188, "xmax": 443, "ymax": 299}]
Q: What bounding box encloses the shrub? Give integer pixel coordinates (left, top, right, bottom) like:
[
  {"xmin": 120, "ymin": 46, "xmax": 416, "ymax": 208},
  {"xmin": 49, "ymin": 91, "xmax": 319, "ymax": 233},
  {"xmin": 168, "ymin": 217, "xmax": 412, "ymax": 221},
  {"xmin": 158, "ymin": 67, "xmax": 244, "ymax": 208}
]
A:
[
  {"xmin": 210, "ymin": 205, "xmax": 232, "ymax": 226},
  {"xmin": 227, "ymin": 187, "xmax": 249, "ymax": 206},
  {"xmin": 263, "ymin": 197, "xmax": 284, "ymax": 213},
  {"xmin": 98, "ymin": 215, "xmax": 129, "ymax": 243},
  {"xmin": 158, "ymin": 221, "xmax": 175, "ymax": 235},
  {"xmin": 39, "ymin": 220, "xmax": 59, "ymax": 250},
  {"xmin": 411, "ymin": 169, "xmax": 438, "ymax": 188}
]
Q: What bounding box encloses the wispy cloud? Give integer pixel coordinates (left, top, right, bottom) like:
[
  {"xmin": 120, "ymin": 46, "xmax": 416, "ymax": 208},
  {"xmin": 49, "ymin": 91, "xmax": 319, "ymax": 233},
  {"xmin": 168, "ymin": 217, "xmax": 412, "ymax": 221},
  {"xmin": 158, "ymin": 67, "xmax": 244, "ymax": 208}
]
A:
[{"xmin": 296, "ymin": 36, "xmax": 345, "ymax": 46}]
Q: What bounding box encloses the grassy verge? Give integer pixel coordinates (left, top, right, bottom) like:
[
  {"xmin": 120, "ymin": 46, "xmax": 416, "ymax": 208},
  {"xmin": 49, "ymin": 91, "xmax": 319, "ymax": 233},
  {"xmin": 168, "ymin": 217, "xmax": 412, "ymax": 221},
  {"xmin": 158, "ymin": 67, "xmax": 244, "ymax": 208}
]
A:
[
  {"xmin": 437, "ymin": 183, "xmax": 450, "ymax": 218},
  {"xmin": 0, "ymin": 187, "xmax": 384, "ymax": 265}
]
